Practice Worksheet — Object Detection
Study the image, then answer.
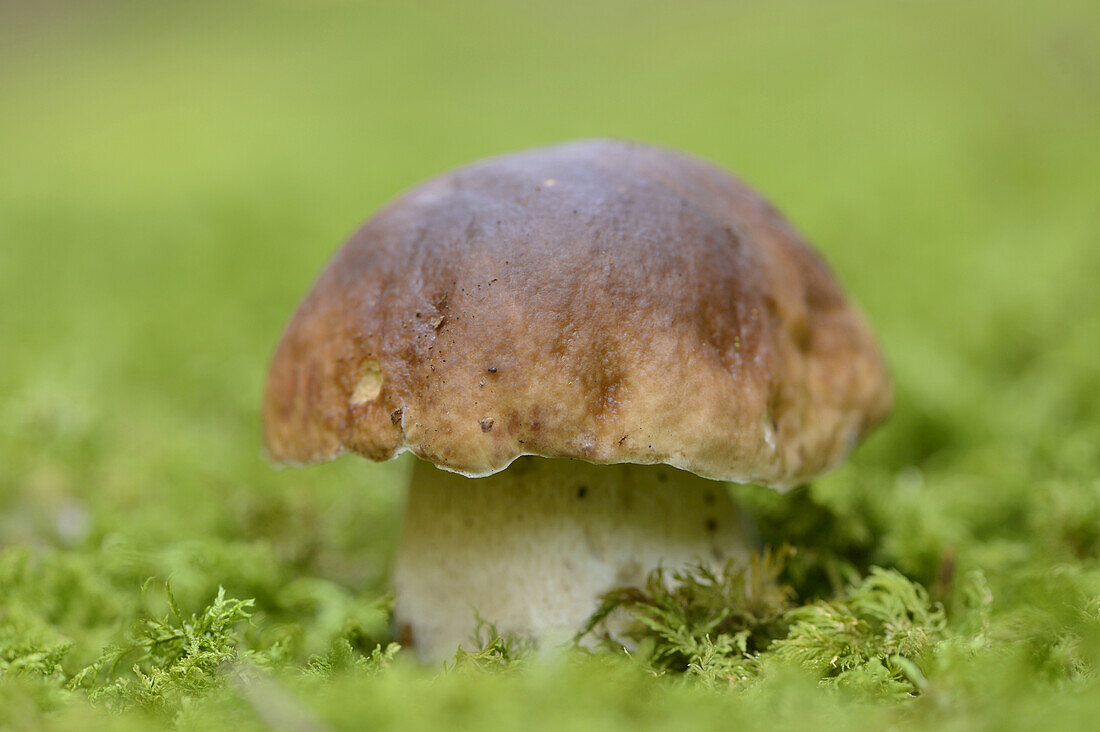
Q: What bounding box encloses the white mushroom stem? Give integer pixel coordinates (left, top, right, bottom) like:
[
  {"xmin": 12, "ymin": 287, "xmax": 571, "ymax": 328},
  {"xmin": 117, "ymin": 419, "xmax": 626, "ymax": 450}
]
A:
[{"xmin": 392, "ymin": 456, "xmax": 752, "ymax": 662}]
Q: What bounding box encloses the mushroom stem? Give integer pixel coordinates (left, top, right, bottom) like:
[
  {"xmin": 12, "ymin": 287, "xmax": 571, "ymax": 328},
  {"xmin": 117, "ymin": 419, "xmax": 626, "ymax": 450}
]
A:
[{"xmin": 392, "ymin": 456, "xmax": 751, "ymax": 661}]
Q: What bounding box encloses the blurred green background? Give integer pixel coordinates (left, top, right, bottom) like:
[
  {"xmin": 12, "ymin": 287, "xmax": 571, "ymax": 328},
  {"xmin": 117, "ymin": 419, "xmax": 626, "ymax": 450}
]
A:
[{"xmin": 2, "ymin": 0, "xmax": 1100, "ymax": 729}]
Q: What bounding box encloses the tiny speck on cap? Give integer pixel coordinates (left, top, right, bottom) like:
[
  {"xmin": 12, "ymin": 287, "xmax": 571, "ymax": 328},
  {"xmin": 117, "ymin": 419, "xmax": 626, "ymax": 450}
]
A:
[{"xmin": 350, "ymin": 359, "xmax": 383, "ymax": 406}]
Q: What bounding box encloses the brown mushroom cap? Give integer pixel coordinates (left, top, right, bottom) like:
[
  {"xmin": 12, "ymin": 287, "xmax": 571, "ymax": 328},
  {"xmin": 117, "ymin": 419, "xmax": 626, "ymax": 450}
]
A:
[{"xmin": 263, "ymin": 139, "xmax": 891, "ymax": 488}]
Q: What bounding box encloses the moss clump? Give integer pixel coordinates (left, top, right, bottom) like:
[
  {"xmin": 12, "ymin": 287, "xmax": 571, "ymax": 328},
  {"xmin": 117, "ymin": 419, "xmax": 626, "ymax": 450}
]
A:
[{"xmin": 67, "ymin": 585, "xmax": 255, "ymax": 715}]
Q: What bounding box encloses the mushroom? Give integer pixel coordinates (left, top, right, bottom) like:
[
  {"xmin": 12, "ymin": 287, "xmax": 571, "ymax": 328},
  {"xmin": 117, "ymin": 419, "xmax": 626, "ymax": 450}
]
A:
[{"xmin": 263, "ymin": 139, "xmax": 892, "ymax": 660}]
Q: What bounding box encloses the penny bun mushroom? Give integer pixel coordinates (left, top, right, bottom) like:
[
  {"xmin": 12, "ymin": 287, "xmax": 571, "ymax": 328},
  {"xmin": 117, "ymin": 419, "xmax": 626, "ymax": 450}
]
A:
[{"xmin": 263, "ymin": 139, "xmax": 892, "ymax": 660}]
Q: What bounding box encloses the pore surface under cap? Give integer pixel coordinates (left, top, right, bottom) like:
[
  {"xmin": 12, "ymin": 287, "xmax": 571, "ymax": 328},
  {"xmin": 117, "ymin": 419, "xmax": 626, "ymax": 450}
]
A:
[{"xmin": 263, "ymin": 139, "xmax": 892, "ymax": 488}]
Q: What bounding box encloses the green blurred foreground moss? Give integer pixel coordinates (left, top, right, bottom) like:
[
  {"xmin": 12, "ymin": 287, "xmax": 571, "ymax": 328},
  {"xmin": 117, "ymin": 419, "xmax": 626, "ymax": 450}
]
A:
[{"xmin": 2, "ymin": 525, "xmax": 1100, "ymax": 730}]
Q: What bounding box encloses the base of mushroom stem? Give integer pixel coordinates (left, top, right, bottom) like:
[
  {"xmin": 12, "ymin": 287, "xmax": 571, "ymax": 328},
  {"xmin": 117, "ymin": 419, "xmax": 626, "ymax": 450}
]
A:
[{"xmin": 392, "ymin": 456, "xmax": 752, "ymax": 662}]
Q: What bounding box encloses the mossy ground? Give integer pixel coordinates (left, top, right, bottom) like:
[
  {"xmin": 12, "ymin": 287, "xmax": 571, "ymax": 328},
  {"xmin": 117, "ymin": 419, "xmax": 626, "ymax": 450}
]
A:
[{"xmin": 2, "ymin": 0, "xmax": 1100, "ymax": 728}]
